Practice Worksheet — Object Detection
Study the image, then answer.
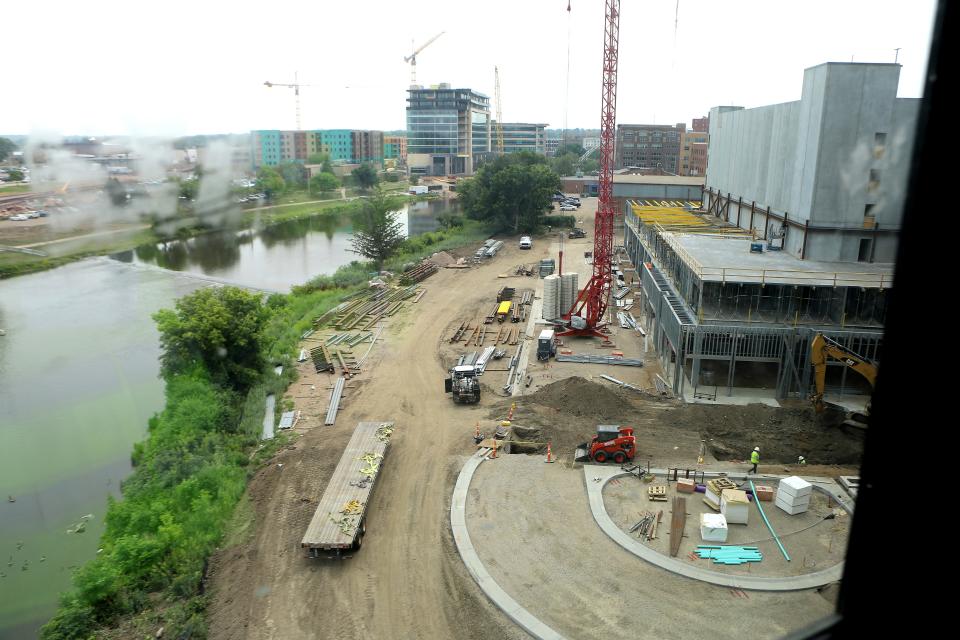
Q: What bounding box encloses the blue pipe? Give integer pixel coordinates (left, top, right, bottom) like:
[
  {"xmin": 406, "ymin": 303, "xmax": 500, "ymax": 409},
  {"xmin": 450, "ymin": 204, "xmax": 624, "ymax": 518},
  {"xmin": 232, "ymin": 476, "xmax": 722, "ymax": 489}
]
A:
[{"xmin": 749, "ymin": 480, "xmax": 790, "ymax": 561}]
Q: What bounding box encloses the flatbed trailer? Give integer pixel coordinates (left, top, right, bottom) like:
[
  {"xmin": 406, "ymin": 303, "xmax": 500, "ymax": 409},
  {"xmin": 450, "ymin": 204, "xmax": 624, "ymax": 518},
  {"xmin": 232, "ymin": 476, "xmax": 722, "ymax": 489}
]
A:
[{"xmin": 301, "ymin": 421, "xmax": 395, "ymax": 558}]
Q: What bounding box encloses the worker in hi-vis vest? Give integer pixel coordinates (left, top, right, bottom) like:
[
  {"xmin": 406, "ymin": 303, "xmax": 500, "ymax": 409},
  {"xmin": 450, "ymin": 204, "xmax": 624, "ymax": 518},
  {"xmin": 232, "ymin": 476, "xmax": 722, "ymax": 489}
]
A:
[{"xmin": 749, "ymin": 447, "xmax": 760, "ymax": 474}]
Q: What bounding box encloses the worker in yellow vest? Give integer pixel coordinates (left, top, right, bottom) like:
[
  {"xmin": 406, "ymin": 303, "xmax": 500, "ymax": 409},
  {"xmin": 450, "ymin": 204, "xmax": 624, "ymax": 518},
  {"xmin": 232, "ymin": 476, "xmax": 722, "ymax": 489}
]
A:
[{"xmin": 749, "ymin": 446, "xmax": 760, "ymax": 474}]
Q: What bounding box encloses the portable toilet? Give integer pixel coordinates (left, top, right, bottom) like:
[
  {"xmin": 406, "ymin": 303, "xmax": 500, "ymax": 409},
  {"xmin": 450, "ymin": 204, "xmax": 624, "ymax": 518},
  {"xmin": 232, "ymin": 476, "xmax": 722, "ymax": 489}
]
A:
[{"xmin": 537, "ymin": 329, "xmax": 556, "ymax": 360}]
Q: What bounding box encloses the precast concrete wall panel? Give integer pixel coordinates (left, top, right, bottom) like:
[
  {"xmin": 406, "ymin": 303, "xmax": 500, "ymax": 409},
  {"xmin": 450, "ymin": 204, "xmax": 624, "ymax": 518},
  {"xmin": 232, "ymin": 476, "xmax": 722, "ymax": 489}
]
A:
[{"xmin": 813, "ymin": 65, "xmax": 898, "ymax": 226}]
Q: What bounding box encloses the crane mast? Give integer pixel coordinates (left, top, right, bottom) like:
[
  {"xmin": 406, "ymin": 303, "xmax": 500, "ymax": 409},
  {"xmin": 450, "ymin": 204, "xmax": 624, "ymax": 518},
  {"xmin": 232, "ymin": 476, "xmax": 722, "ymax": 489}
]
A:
[
  {"xmin": 264, "ymin": 71, "xmax": 315, "ymax": 130},
  {"xmin": 494, "ymin": 67, "xmax": 505, "ymax": 154},
  {"xmin": 562, "ymin": 0, "xmax": 620, "ymax": 336}
]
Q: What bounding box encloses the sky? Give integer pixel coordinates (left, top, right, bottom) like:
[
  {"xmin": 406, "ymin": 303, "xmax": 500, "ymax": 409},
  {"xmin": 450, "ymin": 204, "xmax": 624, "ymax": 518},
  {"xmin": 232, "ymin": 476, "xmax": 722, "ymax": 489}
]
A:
[{"xmin": 1, "ymin": 0, "xmax": 938, "ymax": 137}]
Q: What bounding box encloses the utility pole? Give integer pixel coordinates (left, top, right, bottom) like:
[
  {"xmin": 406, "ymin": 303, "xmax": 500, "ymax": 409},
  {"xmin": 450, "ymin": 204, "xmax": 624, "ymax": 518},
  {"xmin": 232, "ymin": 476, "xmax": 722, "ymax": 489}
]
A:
[{"xmin": 894, "ymin": 47, "xmax": 902, "ymax": 63}]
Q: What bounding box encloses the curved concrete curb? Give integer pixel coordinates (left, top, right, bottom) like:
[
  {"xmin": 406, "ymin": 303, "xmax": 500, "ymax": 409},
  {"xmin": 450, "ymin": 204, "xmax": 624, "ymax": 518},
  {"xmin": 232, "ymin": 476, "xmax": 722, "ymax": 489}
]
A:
[
  {"xmin": 584, "ymin": 466, "xmax": 850, "ymax": 591},
  {"xmin": 451, "ymin": 451, "xmax": 567, "ymax": 640}
]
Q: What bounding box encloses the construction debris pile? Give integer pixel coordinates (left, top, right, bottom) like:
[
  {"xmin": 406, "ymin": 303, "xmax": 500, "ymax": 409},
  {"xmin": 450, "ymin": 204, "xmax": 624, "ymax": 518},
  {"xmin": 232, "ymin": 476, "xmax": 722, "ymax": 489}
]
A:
[{"xmin": 629, "ymin": 510, "xmax": 663, "ymax": 541}]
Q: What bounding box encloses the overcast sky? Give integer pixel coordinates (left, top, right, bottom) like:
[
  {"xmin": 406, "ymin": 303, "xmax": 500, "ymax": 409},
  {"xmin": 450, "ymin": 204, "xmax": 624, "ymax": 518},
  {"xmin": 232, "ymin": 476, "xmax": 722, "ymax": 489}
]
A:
[{"xmin": 1, "ymin": 0, "xmax": 937, "ymax": 137}]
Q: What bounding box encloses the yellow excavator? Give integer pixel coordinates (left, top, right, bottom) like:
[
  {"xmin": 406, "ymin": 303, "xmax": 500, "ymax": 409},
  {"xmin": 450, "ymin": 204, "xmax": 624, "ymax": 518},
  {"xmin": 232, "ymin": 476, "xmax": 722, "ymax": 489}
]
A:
[{"xmin": 810, "ymin": 334, "xmax": 877, "ymax": 428}]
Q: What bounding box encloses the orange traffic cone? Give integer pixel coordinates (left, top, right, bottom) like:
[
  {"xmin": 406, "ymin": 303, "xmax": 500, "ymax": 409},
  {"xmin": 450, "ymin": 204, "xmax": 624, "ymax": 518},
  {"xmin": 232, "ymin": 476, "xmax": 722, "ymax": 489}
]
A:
[
  {"xmin": 545, "ymin": 442, "xmax": 555, "ymax": 463},
  {"xmin": 507, "ymin": 402, "xmax": 516, "ymax": 420},
  {"xmin": 490, "ymin": 438, "xmax": 498, "ymax": 459}
]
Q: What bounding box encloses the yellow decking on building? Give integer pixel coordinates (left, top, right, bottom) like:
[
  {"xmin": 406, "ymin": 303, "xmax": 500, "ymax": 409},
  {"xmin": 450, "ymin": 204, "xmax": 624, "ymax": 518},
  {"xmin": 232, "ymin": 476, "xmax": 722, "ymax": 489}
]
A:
[{"xmin": 629, "ymin": 201, "xmax": 754, "ymax": 236}]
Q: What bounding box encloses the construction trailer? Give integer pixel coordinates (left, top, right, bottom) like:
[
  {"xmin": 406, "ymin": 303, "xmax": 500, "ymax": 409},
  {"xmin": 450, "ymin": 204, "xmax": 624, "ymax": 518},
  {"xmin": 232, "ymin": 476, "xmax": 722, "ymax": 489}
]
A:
[{"xmin": 301, "ymin": 421, "xmax": 394, "ymax": 558}]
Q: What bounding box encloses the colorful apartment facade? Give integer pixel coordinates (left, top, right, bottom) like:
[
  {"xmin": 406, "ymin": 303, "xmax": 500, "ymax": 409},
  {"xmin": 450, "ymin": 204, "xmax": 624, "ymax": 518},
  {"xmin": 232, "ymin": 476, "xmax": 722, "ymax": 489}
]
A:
[
  {"xmin": 384, "ymin": 136, "xmax": 408, "ymax": 164},
  {"xmin": 251, "ymin": 129, "xmax": 382, "ymax": 168}
]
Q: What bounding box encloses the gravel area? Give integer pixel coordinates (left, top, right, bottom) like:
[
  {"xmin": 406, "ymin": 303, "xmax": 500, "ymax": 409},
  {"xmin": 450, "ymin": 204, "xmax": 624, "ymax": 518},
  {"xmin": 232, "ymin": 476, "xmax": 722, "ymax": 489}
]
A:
[
  {"xmin": 602, "ymin": 476, "xmax": 851, "ymax": 577},
  {"xmin": 466, "ymin": 455, "xmax": 839, "ymax": 640}
]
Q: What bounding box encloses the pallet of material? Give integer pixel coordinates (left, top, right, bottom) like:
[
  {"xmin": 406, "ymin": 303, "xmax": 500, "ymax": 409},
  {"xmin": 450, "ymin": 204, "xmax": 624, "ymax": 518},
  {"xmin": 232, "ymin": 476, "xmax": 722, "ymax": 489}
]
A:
[
  {"xmin": 302, "ymin": 422, "xmax": 395, "ymax": 555},
  {"xmin": 309, "ymin": 345, "xmax": 335, "ymax": 373},
  {"xmin": 400, "ymin": 261, "xmax": 438, "ymax": 284}
]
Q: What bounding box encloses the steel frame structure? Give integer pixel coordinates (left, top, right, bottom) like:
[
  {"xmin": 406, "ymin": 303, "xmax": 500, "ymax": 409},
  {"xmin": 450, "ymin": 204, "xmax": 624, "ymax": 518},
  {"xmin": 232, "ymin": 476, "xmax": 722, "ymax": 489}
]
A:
[{"xmin": 562, "ymin": 0, "xmax": 620, "ymax": 337}]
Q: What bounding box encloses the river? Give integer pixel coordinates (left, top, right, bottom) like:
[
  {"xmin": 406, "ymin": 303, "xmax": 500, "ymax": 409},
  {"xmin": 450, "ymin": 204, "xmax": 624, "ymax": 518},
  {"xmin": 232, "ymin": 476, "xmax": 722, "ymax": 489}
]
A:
[{"xmin": 0, "ymin": 198, "xmax": 459, "ymax": 637}]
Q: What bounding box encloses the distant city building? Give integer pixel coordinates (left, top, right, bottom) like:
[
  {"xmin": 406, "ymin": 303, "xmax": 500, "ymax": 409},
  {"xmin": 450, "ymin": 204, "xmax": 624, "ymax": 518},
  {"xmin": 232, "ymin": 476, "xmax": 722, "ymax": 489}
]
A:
[
  {"xmin": 384, "ymin": 135, "xmax": 408, "ymax": 164},
  {"xmin": 545, "ymin": 129, "xmax": 601, "ymax": 156},
  {"xmin": 692, "ymin": 116, "xmax": 709, "ymax": 133},
  {"xmin": 680, "ymin": 130, "xmax": 708, "ymax": 176},
  {"xmin": 493, "ymin": 122, "xmax": 548, "ymax": 155},
  {"xmin": 615, "ymin": 123, "xmax": 686, "ymax": 173},
  {"xmin": 352, "ymin": 130, "xmax": 383, "ymax": 165},
  {"xmin": 251, "ymin": 129, "xmax": 384, "ymax": 168},
  {"xmin": 406, "ymin": 84, "xmax": 490, "ymax": 176}
]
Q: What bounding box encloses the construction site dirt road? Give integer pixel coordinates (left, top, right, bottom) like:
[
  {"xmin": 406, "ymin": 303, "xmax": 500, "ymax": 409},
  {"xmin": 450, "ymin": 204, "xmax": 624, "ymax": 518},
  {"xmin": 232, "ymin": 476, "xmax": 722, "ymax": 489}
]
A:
[
  {"xmin": 205, "ymin": 240, "xmax": 548, "ymax": 640},
  {"xmin": 206, "ymin": 201, "xmax": 861, "ymax": 639}
]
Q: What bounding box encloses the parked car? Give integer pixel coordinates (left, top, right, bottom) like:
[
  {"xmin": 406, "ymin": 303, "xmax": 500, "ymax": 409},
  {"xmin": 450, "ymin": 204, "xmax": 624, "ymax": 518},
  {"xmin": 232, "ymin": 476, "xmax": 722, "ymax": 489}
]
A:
[
  {"xmin": 562, "ymin": 200, "xmax": 581, "ymax": 208},
  {"xmin": 9, "ymin": 214, "xmax": 29, "ymax": 221},
  {"xmin": 559, "ymin": 204, "xmax": 577, "ymax": 212},
  {"xmin": 35, "ymin": 210, "xmax": 49, "ymax": 217},
  {"xmin": 519, "ymin": 236, "xmax": 532, "ymax": 249}
]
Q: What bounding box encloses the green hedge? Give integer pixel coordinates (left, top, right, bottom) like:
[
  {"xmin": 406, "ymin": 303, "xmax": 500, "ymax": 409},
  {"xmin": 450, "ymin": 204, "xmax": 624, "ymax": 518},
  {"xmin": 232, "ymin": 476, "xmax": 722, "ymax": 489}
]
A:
[{"xmin": 544, "ymin": 214, "xmax": 577, "ymax": 228}]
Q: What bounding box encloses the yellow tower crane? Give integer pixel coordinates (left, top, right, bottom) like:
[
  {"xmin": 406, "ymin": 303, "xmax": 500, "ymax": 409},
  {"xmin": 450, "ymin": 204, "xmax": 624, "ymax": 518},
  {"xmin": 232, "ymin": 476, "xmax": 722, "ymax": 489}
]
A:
[{"xmin": 263, "ymin": 72, "xmax": 317, "ymax": 131}]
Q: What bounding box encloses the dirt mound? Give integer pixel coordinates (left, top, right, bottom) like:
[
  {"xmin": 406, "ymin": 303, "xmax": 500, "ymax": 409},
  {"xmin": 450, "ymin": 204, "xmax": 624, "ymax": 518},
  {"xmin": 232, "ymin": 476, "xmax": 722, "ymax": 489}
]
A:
[
  {"xmin": 428, "ymin": 250, "xmax": 457, "ymax": 266},
  {"xmin": 488, "ymin": 377, "xmax": 863, "ymax": 467},
  {"xmin": 486, "ymin": 378, "xmax": 678, "ymax": 459},
  {"xmin": 684, "ymin": 403, "xmax": 864, "ymax": 465},
  {"xmin": 527, "ymin": 376, "xmax": 634, "ymax": 420}
]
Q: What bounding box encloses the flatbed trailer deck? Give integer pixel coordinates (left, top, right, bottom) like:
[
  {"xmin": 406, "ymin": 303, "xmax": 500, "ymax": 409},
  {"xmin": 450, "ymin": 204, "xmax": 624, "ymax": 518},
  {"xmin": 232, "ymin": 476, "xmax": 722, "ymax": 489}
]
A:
[{"xmin": 301, "ymin": 421, "xmax": 395, "ymax": 558}]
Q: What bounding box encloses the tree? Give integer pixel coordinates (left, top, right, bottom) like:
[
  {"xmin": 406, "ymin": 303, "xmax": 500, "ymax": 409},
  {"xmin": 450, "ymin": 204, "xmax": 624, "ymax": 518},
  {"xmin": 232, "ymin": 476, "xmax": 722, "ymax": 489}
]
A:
[
  {"xmin": 384, "ymin": 172, "xmax": 400, "ymax": 183},
  {"xmin": 255, "ymin": 166, "xmax": 286, "ymax": 198},
  {"xmin": 348, "ymin": 190, "xmax": 405, "ymax": 270},
  {"xmin": 5, "ymin": 168, "xmax": 24, "ymax": 182},
  {"xmin": 409, "ymin": 174, "xmax": 420, "ymax": 186},
  {"xmin": 459, "ymin": 151, "xmax": 560, "ymax": 233},
  {"xmin": 558, "ymin": 142, "xmax": 586, "ymax": 157},
  {"xmin": 307, "ymin": 152, "xmax": 334, "ymax": 174},
  {"xmin": 153, "ymin": 287, "xmax": 268, "ymax": 391},
  {"xmin": 549, "ymin": 152, "xmax": 578, "ymax": 177},
  {"xmin": 437, "ymin": 212, "xmax": 464, "ymax": 229},
  {"xmin": 177, "ymin": 177, "xmax": 199, "ymax": 201},
  {"xmin": 0, "ymin": 137, "xmax": 16, "ymax": 162},
  {"xmin": 105, "ymin": 177, "xmax": 129, "ymax": 206},
  {"xmin": 309, "ymin": 172, "xmax": 340, "ymax": 196},
  {"xmin": 277, "ymin": 161, "xmax": 306, "ymax": 190},
  {"xmin": 352, "ymin": 163, "xmax": 379, "ymax": 191}
]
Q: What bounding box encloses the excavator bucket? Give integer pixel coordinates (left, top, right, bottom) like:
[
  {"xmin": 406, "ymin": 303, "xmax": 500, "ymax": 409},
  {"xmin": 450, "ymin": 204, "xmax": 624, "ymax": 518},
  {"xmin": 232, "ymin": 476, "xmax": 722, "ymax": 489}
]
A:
[{"xmin": 574, "ymin": 443, "xmax": 591, "ymax": 462}]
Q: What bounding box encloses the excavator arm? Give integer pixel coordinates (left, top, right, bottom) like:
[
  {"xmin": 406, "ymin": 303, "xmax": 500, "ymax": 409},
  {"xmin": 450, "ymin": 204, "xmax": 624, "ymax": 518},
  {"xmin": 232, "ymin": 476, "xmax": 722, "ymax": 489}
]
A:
[{"xmin": 810, "ymin": 334, "xmax": 878, "ymax": 412}]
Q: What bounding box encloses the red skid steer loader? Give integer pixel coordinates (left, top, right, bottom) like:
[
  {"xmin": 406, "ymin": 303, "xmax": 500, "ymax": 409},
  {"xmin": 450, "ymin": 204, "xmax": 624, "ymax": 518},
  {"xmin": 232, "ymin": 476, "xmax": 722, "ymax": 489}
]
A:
[{"xmin": 574, "ymin": 425, "xmax": 636, "ymax": 464}]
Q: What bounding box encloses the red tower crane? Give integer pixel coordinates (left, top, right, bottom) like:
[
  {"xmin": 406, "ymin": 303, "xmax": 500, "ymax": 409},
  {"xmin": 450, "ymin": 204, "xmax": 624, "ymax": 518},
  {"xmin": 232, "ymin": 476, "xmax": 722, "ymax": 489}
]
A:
[{"xmin": 561, "ymin": 0, "xmax": 620, "ymax": 337}]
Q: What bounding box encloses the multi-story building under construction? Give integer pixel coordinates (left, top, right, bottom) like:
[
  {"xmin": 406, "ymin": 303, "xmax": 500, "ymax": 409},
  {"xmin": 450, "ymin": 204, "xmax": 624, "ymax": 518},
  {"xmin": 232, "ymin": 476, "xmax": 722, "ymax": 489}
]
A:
[{"xmin": 621, "ymin": 62, "xmax": 917, "ymax": 406}]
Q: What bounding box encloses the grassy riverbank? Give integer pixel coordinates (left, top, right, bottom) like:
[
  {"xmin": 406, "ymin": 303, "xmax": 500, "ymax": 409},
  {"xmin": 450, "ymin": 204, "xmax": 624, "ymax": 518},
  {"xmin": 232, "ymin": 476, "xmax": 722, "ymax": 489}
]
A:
[
  {"xmin": 39, "ymin": 212, "xmax": 488, "ymax": 638},
  {"xmin": 0, "ymin": 190, "xmax": 437, "ymax": 279}
]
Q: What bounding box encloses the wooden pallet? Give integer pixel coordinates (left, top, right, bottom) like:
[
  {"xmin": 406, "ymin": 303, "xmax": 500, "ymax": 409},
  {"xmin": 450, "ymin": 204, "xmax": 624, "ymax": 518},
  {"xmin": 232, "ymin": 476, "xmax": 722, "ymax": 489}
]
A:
[{"xmin": 648, "ymin": 485, "xmax": 668, "ymax": 502}]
